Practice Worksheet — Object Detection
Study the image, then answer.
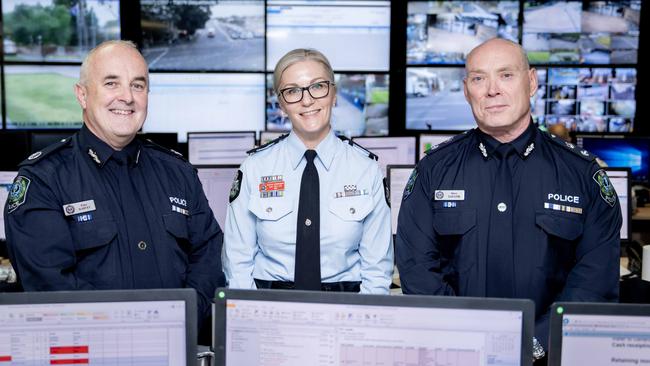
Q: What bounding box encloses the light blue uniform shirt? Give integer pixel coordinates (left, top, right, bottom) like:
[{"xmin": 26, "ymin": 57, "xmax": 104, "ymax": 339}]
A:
[{"xmin": 223, "ymin": 130, "xmax": 393, "ymax": 294}]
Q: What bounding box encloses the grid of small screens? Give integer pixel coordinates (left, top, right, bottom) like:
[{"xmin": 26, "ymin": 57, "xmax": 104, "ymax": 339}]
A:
[
  {"xmin": 352, "ymin": 136, "xmax": 416, "ymax": 176},
  {"xmin": 603, "ymin": 168, "xmax": 631, "ymax": 241},
  {"xmin": 405, "ymin": 1, "xmax": 641, "ymax": 132},
  {"xmin": 387, "ymin": 165, "xmax": 415, "ymax": 236},
  {"xmin": 215, "ymin": 289, "xmax": 533, "ymax": 366},
  {"xmin": 0, "ymin": 171, "xmax": 18, "ymax": 241},
  {"xmin": 196, "ymin": 166, "xmax": 239, "ymax": 229},
  {"xmin": 1, "ymin": 0, "xmax": 121, "ymax": 129},
  {"xmin": 187, "ymin": 132, "xmax": 256, "ymax": 166},
  {"xmin": 577, "ymin": 135, "xmax": 650, "ymax": 182},
  {"xmin": 549, "ymin": 303, "xmax": 650, "ymax": 365}
]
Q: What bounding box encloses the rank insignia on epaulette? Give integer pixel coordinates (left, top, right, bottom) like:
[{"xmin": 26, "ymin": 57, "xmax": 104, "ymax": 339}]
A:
[{"xmin": 259, "ymin": 175, "xmax": 285, "ymax": 198}]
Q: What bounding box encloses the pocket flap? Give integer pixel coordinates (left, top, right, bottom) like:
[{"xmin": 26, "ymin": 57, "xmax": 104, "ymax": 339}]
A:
[
  {"xmin": 329, "ymin": 196, "xmax": 374, "ymax": 222},
  {"xmin": 163, "ymin": 213, "xmax": 189, "ymax": 239},
  {"xmin": 72, "ymin": 219, "xmax": 118, "ymax": 251},
  {"xmin": 535, "ymin": 211, "xmax": 583, "ymax": 240},
  {"xmin": 432, "ymin": 209, "xmax": 477, "ymax": 236},
  {"xmin": 248, "ymin": 198, "xmax": 294, "ymax": 221}
]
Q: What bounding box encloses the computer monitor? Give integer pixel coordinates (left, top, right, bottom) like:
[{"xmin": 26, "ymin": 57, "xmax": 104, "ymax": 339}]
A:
[
  {"xmin": 549, "ymin": 302, "xmax": 650, "ymax": 365},
  {"xmin": 352, "ymin": 136, "xmax": 416, "ymax": 176},
  {"xmin": 0, "ymin": 172, "xmax": 18, "ymax": 241},
  {"xmin": 0, "ymin": 131, "xmax": 30, "ymax": 170},
  {"xmin": 143, "ymin": 73, "xmax": 265, "ymax": 142},
  {"xmin": 418, "ymin": 133, "xmax": 458, "ymax": 160},
  {"xmin": 214, "ymin": 289, "xmax": 534, "ymax": 366},
  {"xmin": 603, "ymin": 168, "xmax": 631, "ymax": 241},
  {"xmin": 576, "ymin": 136, "xmax": 650, "ymax": 182},
  {"xmin": 387, "ymin": 165, "xmax": 416, "ymax": 235},
  {"xmin": 0, "ymin": 289, "xmax": 196, "ymax": 365},
  {"xmin": 266, "ymin": 0, "xmax": 391, "ymax": 71},
  {"xmin": 195, "ymin": 165, "xmax": 240, "ymax": 228},
  {"xmin": 29, "ymin": 130, "xmax": 76, "ymax": 153},
  {"xmin": 187, "ymin": 132, "xmax": 256, "ymax": 166}
]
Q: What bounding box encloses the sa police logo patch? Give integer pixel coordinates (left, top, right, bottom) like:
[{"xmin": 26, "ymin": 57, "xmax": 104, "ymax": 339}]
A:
[
  {"xmin": 402, "ymin": 168, "xmax": 418, "ymax": 201},
  {"xmin": 229, "ymin": 170, "xmax": 243, "ymax": 203},
  {"xmin": 593, "ymin": 169, "xmax": 617, "ymax": 207},
  {"xmin": 7, "ymin": 176, "xmax": 31, "ymax": 213}
]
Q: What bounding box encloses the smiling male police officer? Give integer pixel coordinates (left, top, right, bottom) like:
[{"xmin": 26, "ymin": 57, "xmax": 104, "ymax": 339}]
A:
[
  {"xmin": 4, "ymin": 41, "xmax": 224, "ymax": 333},
  {"xmin": 396, "ymin": 38, "xmax": 621, "ymax": 362}
]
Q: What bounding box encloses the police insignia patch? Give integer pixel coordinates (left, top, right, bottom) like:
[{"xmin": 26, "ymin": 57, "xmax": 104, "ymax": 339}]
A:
[
  {"xmin": 383, "ymin": 177, "xmax": 390, "ymax": 207},
  {"xmin": 592, "ymin": 169, "xmax": 617, "ymax": 207},
  {"xmin": 7, "ymin": 176, "xmax": 31, "ymax": 213},
  {"xmin": 229, "ymin": 170, "xmax": 243, "ymax": 203},
  {"xmin": 402, "ymin": 168, "xmax": 418, "ymax": 201}
]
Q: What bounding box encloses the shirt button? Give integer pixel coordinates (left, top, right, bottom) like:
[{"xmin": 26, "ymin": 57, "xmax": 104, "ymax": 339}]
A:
[
  {"xmin": 349, "ymin": 208, "xmax": 356, "ymax": 214},
  {"xmin": 497, "ymin": 202, "xmax": 507, "ymax": 212},
  {"xmin": 305, "ymin": 218, "xmax": 312, "ymax": 226},
  {"xmin": 266, "ymin": 207, "xmax": 273, "ymax": 213},
  {"xmin": 137, "ymin": 241, "xmax": 147, "ymax": 250}
]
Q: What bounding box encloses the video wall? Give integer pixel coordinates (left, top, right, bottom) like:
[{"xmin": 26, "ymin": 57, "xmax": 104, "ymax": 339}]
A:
[{"xmin": 0, "ymin": 1, "xmax": 643, "ymax": 138}]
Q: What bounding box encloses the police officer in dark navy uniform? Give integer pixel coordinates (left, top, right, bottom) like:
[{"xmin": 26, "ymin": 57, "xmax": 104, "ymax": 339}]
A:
[
  {"xmin": 396, "ymin": 39, "xmax": 621, "ymax": 362},
  {"xmin": 4, "ymin": 41, "xmax": 224, "ymax": 337}
]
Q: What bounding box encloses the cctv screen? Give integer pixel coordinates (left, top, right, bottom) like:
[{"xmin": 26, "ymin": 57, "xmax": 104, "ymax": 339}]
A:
[
  {"xmin": 224, "ymin": 298, "xmax": 525, "ymax": 366},
  {"xmin": 352, "ymin": 137, "xmax": 416, "ymax": 176},
  {"xmin": 0, "ymin": 300, "xmax": 187, "ymax": 365},
  {"xmin": 266, "ymin": 0, "xmax": 391, "ymax": 71},
  {"xmin": 144, "ymin": 73, "xmax": 265, "ymax": 142},
  {"xmin": 196, "ymin": 166, "xmax": 239, "ymax": 228},
  {"xmin": 188, "ymin": 132, "xmax": 255, "ymax": 166}
]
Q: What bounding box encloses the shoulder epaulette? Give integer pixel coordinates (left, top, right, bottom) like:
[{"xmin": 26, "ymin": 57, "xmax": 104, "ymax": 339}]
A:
[
  {"xmin": 425, "ymin": 129, "xmax": 472, "ymax": 156},
  {"xmin": 543, "ymin": 131, "xmax": 595, "ymax": 161},
  {"xmin": 19, "ymin": 136, "xmax": 73, "ymax": 166},
  {"xmin": 247, "ymin": 133, "xmax": 289, "ymax": 155},
  {"xmin": 338, "ymin": 136, "xmax": 378, "ymax": 161},
  {"xmin": 142, "ymin": 138, "xmax": 187, "ymax": 161}
]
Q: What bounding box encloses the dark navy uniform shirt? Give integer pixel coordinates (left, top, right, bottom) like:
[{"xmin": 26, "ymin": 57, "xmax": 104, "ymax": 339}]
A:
[
  {"xmin": 396, "ymin": 122, "xmax": 621, "ymax": 347},
  {"xmin": 4, "ymin": 126, "xmax": 225, "ymax": 322}
]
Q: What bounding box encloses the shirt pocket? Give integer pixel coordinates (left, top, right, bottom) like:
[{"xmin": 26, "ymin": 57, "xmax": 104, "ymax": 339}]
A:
[
  {"xmin": 535, "ymin": 211, "xmax": 583, "ymax": 241},
  {"xmin": 432, "ymin": 209, "xmax": 477, "ymax": 274},
  {"xmin": 328, "ymin": 195, "xmax": 374, "ymax": 222},
  {"xmin": 70, "ymin": 218, "xmax": 118, "ymax": 287},
  {"xmin": 162, "ymin": 213, "xmax": 192, "ymax": 273},
  {"xmin": 248, "ymin": 198, "xmax": 294, "ymax": 221},
  {"xmin": 535, "ymin": 211, "xmax": 584, "ymax": 285}
]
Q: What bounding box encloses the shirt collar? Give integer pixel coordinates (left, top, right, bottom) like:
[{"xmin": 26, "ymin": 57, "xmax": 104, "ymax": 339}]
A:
[
  {"xmin": 475, "ymin": 121, "xmax": 537, "ymax": 160},
  {"xmin": 79, "ymin": 124, "xmax": 141, "ymax": 168},
  {"xmin": 288, "ymin": 129, "xmax": 337, "ymax": 171}
]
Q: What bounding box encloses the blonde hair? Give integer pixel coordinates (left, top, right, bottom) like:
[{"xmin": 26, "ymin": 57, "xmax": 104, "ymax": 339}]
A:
[
  {"xmin": 273, "ymin": 48, "xmax": 335, "ymax": 93},
  {"xmin": 79, "ymin": 40, "xmax": 143, "ymax": 86}
]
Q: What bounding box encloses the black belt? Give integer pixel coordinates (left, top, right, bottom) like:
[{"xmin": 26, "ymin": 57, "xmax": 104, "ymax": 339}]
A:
[{"xmin": 254, "ymin": 279, "xmax": 361, "ymax": 292}]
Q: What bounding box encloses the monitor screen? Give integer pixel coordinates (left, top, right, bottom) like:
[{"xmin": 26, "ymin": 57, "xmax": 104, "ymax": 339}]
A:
[
  {"xmin": 30, "ymin": 131, "xmax": 76, "ymax": 153},
  {"xmin": 603, "ymin": 168, "xmax": 630, "ymax": 241},
  {"xmin": 196, "ymin": 165, "xmax": 239, "ymax": 228},
  {"xmin": 215, "ymin": 289, "xmax": 534, "ymax": 366},
  {"xmin": 140, "ymin": 0, "xmax": 264, "ymax": 71},
  {"xmin": 143, "ymin": 73, "xmax": 265, "ymax": 142},
  {"xmin": 549, "ymin": 303, "xmax": 650, "ymax": 365},
  {"xmin": 4, "ymin": 65, "xmax": 82, "ymax": 129},
  {"xmin": 352, "ymin": 136, "xmax": 416, "ymax": 176},
  {"xmin": 523, "ymin": 1, "xmax": 641, "ymax": 65},
  {"xmin": 419, "ymin": 133, "xmax": 457, "ymax": 160},
  {"xmin": 266, "ymin": 0, "xmax": 391, "ymax": 71},
  {"xmin": 388, "ymin": 165, "xmax": 415, "ymax": 235},
  {"xmin": 267, "ymin": 73, "xmax": 389, "ymax": 137},
  {"xmin": 407, "ymin": 1, "xmax": 519, "ymax": 65},
  {"xmin": 2, "ymin": 0, "xmax": 120, "ymax": 62},
  {"xmin": 406, "ymin": 67, "xmax": 475, "ymax": 131},
  {"xmin": 577, "ymin": 136, "xmax": 649, "ymax": 182},
  {"xmin": 533, "ymin": 68, "xmax": 636, "ymax": 133},
  {"xmin": 0, "ymin": 289, "xmax": 195, "ymax": 366},
  {"xmin": 0, "ymin": 172, "xmax": 18, "ymax": 241},
  {"xmin": 0, "ymin": 132, "xmax": 30, "ymax": 170},
  {"xmin": 188, "ymin": 132, "xmax": 255, "ymax": 166}
]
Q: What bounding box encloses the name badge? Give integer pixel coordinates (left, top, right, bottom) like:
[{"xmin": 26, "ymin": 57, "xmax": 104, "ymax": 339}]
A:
[
  {"xmin": 63, "ymin": 200, "xmax": 96, "ymax": 216},
  {"xmin": 434, "ymin": 190, "xmax": 465, "ymax": 201}
]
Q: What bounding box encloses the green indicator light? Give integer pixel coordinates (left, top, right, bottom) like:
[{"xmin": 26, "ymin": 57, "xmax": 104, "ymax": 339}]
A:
[
  {"xmin": 556, "ymin": 306, "xmax": 564, "ymax": 314},
  {"xmin": 218, "ymin": 291, "xmax": 225, "ymax": 299}
]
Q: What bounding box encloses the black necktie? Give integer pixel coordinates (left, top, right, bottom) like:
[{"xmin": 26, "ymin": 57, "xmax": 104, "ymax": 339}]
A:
[
  {"xmin": 294, "ymin": 149, "xmax": 321, "ymax": 290},
  {"xmin": 486, "ymin": 144, "xmax": 515, "ymax": 298}
]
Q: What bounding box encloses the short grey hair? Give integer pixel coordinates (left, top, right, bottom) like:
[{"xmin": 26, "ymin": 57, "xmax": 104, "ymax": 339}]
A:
[
  {"xmin": 79, "ymin": 40, "xmax": 143, "ymax": 86},
  {"xmin": 273, "ymin": 48, "xmax": 335, "ymax": 94}
]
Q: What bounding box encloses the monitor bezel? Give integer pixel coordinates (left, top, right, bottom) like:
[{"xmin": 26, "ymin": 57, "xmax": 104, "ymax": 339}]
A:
[
  {"xmin": 0, "ymin": 288, "xmax": 197, "ymax": 366},
  {"xmin": 549, "ymin": 301, "xmax": 650, "ymax": 365},
  {"xmin": 386, "ymin": 164, "xmax": 416, "ymax": 235},
  {"xmin": 213, "ymin": 288, "xmax": 535, "ymax": 365},
  {"xmin": 602, "ymin": 167, "xmax": 633, "ymax": 242}
]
